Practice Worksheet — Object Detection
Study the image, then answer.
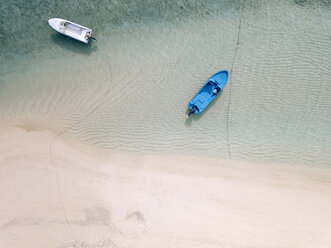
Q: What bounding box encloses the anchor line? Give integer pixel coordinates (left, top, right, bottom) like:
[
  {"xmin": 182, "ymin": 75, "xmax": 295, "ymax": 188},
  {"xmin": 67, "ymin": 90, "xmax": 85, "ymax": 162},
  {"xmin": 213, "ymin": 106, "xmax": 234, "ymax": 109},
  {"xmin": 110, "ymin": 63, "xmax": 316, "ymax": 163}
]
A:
[
  {"xmin": 48, "ymin": 64, "xmax": 113, "ymax": 237},
  {"xmin": 226, "ymin": 0, "xmax": 246, "ymax": 159}
]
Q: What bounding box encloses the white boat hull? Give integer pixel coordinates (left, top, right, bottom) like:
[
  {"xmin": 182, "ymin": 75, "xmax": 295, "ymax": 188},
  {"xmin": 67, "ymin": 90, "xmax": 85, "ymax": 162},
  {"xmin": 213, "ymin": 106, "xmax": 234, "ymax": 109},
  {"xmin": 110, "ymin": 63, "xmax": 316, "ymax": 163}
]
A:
[{"xmin": 48, "ymin": 18, "xmax": 93, "ymax": 44}]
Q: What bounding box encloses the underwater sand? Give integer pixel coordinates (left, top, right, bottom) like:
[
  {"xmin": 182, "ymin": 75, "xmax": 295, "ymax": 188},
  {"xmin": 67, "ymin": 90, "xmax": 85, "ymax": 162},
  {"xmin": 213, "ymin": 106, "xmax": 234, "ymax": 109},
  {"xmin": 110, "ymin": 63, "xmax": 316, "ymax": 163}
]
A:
[{"xmin": 1, "ymin": 1, "xmax": 330, "ymax": 165}]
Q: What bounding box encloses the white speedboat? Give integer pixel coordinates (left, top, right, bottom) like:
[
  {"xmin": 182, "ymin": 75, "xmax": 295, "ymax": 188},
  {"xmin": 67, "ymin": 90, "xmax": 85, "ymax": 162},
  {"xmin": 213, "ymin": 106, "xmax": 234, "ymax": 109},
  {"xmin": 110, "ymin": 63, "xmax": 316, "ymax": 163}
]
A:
[{"xmin": 48, "ymin": 18, "xmax": 96, "ymax": 44}]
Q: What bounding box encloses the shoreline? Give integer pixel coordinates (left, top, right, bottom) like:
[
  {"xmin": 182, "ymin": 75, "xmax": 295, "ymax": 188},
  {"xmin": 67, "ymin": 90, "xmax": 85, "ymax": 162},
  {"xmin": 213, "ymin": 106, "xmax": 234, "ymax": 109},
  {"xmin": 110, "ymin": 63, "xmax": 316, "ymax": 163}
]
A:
[{"xmin": 0, "ymin": 126, "xmax": 330, "ymax": 247}]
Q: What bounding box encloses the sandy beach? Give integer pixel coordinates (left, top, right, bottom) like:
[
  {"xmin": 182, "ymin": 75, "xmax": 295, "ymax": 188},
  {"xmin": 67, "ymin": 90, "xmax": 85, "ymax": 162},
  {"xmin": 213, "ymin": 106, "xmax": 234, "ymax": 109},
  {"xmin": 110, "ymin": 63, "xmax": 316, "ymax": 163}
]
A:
[{"xmin": 1, "ymin": 126, "xmax": 331, "ymax": 248}]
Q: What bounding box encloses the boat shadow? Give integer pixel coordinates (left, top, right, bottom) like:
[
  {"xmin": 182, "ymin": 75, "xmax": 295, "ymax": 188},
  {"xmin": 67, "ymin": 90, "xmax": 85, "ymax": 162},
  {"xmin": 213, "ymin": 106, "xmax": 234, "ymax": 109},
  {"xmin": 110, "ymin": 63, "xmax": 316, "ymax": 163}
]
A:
[
  {"xmin": 50, "ymin": 33, "xmax": 97, "ymax": 55},
  {"xmin": 184, "ymin": 91, "xmax": 224, "ymax": 126}
]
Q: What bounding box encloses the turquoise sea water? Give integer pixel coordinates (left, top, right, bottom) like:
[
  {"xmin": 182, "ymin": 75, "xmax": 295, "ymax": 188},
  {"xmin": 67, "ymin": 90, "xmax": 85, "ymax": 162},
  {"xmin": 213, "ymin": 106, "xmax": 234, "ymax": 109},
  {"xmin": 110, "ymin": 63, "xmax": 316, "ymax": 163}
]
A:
[{"xmin": 0, "ymin": 0, "xmax": 330, "ymax": 166}]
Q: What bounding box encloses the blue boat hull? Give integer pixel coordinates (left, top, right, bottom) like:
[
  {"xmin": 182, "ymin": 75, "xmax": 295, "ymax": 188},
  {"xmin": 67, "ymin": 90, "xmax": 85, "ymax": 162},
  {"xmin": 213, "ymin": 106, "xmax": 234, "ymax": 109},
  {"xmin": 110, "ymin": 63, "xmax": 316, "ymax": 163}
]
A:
[{"xmin": 187, "ymin": 70, "xmax": 229, "ymax": 116}]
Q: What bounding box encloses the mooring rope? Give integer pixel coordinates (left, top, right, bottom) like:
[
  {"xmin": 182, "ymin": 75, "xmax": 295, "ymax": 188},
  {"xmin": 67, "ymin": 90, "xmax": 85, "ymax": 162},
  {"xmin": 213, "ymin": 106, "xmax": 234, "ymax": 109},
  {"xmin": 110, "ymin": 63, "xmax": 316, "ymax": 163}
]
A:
[{"xmin": 226, "ymin": 0, "xmax": 246, "ymax": 159}]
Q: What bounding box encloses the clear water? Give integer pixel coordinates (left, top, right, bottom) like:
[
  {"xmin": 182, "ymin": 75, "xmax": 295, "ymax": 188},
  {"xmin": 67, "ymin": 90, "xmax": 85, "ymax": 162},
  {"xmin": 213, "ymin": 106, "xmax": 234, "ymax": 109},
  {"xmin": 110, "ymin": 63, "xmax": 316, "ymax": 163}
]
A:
[{"xmin": 0, "ymin": 0, "xmax": 330, "ymax": 166}]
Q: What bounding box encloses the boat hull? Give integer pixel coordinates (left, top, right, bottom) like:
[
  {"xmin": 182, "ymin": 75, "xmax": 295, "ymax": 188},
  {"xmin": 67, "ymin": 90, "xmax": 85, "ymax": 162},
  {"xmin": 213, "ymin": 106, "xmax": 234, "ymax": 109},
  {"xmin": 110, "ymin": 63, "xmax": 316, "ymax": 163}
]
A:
[
  {"xmin": 48, "ymin": 18, "xmax": 93, "ymax": 44},
  {"xmin": 188, "ymin": 70, "xmax": 228, "ymax": 115}
]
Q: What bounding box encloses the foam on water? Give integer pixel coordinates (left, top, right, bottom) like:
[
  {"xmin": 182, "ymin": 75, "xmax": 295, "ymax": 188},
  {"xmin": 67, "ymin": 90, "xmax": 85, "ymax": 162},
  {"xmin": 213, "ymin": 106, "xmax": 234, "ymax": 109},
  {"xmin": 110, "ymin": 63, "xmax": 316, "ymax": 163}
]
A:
[{"xmin": 0, "ymin": 0, "xmax": 330, "ymax": 166}]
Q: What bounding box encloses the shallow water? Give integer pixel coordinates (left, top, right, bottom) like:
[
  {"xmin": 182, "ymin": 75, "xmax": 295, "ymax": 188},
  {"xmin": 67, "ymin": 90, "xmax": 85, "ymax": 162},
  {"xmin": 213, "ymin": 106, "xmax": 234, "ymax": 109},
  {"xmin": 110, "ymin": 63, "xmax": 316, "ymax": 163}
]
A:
[{"xmin": 0, "ymin": 0, "xmax": 330, "ymax": 166}]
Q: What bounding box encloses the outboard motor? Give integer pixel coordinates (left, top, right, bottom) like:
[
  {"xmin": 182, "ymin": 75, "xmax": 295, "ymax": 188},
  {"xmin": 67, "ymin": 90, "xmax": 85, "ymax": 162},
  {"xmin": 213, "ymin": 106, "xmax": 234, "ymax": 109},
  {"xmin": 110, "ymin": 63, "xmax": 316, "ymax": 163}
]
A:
[{"xmin": 187, "ymin": 106, "xmax": 197, "ymax": 118}]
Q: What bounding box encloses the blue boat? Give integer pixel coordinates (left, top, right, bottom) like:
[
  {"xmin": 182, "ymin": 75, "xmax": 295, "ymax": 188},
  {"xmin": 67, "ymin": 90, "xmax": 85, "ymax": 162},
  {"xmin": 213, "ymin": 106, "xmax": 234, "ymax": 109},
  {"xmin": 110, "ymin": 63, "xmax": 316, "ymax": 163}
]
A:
[{"xmin": 187, "ymin": 70, "xmax": 229, "ymax": 118}]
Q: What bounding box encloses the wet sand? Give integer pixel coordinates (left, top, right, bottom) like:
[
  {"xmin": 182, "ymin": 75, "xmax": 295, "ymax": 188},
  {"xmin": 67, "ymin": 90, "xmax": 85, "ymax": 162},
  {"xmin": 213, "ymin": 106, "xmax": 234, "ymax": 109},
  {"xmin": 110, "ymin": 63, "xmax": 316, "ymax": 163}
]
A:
[{"xmin": 1, "ymin": 126, "xmax": 330, "ymax": 248}]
